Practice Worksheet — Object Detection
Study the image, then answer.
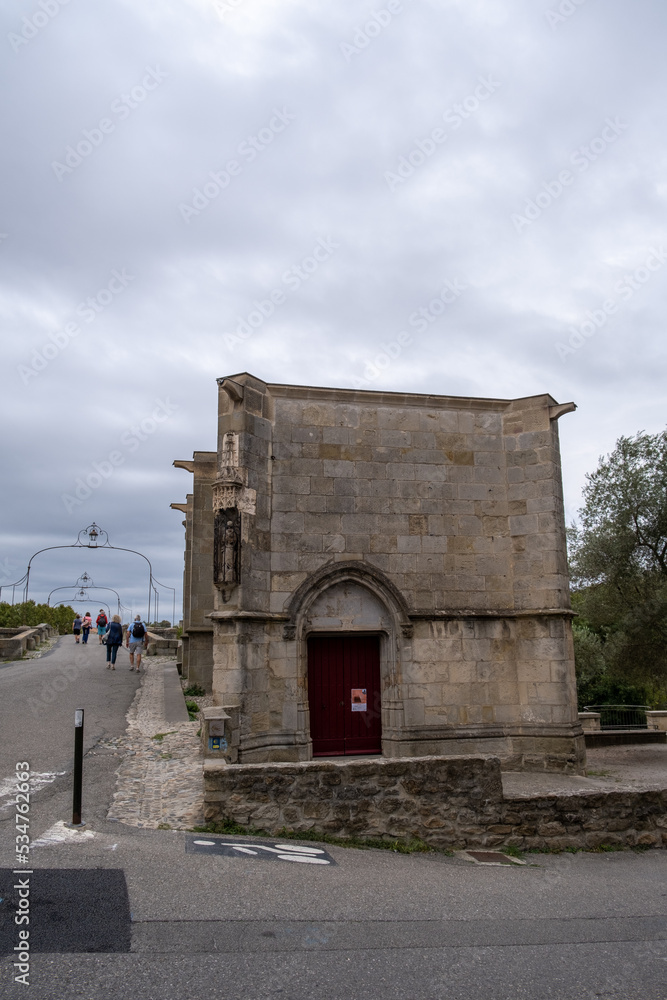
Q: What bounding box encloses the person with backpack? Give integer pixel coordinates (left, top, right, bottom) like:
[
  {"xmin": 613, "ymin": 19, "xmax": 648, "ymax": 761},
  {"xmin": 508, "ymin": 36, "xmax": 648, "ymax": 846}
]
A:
[
  {"xmin": 96, "ymin": 609, "xmax": 108, "ymax": 644},
  {"xmin": 126, "ymin": 615, "xmax": 148, "ymax": 672},
  {"xmin": 105, "ymin": 615, "xmax": 124, "ymax": 669}
]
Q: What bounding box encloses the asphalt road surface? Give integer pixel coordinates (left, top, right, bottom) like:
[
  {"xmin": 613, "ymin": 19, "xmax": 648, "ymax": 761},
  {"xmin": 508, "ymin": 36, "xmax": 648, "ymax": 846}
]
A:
[{"xmin": 1, "ymin": 639, "xmax": 666, "ymax": 999}]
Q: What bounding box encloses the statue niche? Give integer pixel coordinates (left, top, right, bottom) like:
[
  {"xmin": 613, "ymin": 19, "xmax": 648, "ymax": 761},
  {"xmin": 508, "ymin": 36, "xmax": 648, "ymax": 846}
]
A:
[{"xmin": 214, "ymin": 508, "xmax": 240, "ymax": 589}]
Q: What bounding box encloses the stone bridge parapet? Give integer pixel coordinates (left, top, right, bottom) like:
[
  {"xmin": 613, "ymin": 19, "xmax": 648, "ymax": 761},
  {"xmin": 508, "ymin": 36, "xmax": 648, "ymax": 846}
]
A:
[
  {"xmin": 0, "ymin": 624, "xmax": 59, "ymax": 660},
  {"xmin": 145, "ymin": 627, "xmax": 179, "ymax": 657}
]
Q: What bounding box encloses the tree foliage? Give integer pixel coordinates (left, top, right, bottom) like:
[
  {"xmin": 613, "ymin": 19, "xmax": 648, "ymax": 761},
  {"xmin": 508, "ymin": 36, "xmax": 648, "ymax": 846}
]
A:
[
  {"xmin": 568, "ymin": 430, "xmax": 667, "ymax": 706},
  {"xmin": 569, "ymin": 429, "xmax": 667, "ymax": 587},
  {"xmin": 0, "ymin": 601, "xmax": 76, "ymax": 634}
]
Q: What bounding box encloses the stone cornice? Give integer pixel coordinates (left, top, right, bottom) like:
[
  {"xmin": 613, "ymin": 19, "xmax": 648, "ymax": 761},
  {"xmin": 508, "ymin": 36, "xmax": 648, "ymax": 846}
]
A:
[
  {"xmin": 206, "ymin": 607, "xmax": 576, "ymax": 626},
  {"xmin": 214, "ymin": 373, "xmax": 567, "ymax": 411},
  {"xmin": 408, "ymin": 608, "xmax": 576, "ymax": 620},
  {"xmin": 208, "ymin": 611, "xmax": 289, "ymax": 622},
  {"xmin": 264, "ymin": 383, "xmax": 552, "ymax": 411}
]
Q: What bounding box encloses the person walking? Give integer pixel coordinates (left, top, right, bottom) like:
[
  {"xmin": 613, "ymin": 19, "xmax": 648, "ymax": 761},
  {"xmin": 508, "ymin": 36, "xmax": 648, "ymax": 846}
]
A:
[
  {"xmin": 81, "ymin": 611, "xmax": 93, "ymax": 644},
  {"xmin": 126, "ymin": 615, "xmax": 148, "ymax": 672},
  {"xmin": 95, "ymin": 608, "xmax": 109, "ymax": 646},
  {"xmin": 96, "ymin": 609, "xmax": 108, "ymax": 644},
  {"xmin": 105, "ymin": 615, "xmax": 123, "ymax": 669},
  {"xmin": 72, "ymin": 614, "xmax": 82, "ymax": 643}
]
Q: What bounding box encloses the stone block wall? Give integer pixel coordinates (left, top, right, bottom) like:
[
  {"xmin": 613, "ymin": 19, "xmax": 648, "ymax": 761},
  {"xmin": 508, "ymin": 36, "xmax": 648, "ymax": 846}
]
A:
[
  {"xmin": 204, "ymin": 755, "xmax": 667, "ymax": 851},
  {"xmin": 262, "ymin": 389, "xmax": 572, "ymax": 614},
  {"xmin": 173, "ymin": 451, "xmax": 217, "ymax": 690}
]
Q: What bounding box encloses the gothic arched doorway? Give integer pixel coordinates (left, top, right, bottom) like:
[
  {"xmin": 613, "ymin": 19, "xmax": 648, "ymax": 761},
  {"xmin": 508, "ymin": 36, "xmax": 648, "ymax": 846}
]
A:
[{"xmin": 307, "ymin": 634, "xmax": 382, "ymax": 755}]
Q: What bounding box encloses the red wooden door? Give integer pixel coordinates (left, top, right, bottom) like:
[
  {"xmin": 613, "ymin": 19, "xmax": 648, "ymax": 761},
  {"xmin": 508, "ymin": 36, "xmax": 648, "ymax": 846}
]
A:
[{"xmin": 308, "ymin": 635, "xmax": 382, "ymax": 756}]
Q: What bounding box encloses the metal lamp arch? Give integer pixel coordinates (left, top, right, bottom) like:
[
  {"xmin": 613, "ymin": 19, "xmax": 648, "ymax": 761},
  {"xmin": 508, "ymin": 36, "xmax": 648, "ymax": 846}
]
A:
[{"xmin": 1, "ymin": 523, "xmax": 176, "ymax": 625}]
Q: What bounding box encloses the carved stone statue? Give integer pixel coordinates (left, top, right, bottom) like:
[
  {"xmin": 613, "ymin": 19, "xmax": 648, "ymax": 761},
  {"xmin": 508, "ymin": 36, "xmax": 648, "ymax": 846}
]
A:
[
  {"xmin": 214, "ymin": 508, "xmax": 240, "ymax": 587},
  {"xmin": 222, "ymin": 520, "xmax": 237, "ymax": 582}
]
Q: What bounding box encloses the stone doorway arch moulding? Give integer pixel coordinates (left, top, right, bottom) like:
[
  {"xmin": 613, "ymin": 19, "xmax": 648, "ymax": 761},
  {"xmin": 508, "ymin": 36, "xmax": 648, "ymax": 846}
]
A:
[
  {"xmin": 283, "ymin": 560, "xmax": 414, "ymax": 756},
  {"xmin": 282, "ymin": 559, "xmax": 414, "ymax": 642}
]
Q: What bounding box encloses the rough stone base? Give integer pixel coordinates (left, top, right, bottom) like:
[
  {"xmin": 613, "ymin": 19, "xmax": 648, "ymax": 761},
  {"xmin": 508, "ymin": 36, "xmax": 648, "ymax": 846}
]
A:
[{"xmin": 203, "ymin": 754, "xmax": 667, "ymax": 851}]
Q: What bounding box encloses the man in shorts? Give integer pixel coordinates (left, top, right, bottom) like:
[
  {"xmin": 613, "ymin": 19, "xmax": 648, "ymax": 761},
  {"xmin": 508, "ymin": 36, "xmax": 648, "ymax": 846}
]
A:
[
  {"xmin": 96, "ymin": 609, "xmax": 108, "ymax": 644},
  {"xmin": 72, "ymin": 614, "xmax": 82, "ymax": 643},
  {"xmin": 126, "ymin": 615, "xmax": 148, "ymax": 672}
]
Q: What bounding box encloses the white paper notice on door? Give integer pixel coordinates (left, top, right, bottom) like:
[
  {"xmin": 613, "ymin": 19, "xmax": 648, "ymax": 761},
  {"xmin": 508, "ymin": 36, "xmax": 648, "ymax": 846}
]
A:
[{"xmin": 351, "ymin": 688, "xmax": 367, "ymax": 711}]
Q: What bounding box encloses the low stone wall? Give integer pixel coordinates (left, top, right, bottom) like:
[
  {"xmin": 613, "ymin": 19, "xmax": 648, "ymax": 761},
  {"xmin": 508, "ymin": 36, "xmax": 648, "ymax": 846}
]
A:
[
  {"xmin": 145, "ymin": 629, "xmax": 179, "ymax": 657},
  {"xmin": 647, "ymin": 711, "xmax": 667, "ymax": 732},
  {"xmin": 203, "ymin": 754, "xmax": 667, "ymax": 851},
  {"xmin": 578, "ymin": 711, "xmax": 601, "ymax": 731},
  {"xmin": 501, "ymin": 789, "xmax": 667, "ymax": 851},
  {"xmin": 0, "ymin": 624, "xmax": 58, "ymax": 660}
]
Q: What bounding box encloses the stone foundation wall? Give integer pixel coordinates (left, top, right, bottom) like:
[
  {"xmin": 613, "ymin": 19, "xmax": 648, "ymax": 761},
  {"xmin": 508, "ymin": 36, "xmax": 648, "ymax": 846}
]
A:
[{"xmin": 203, "ymin": 755, "xmax": 667, "ymax": 851}]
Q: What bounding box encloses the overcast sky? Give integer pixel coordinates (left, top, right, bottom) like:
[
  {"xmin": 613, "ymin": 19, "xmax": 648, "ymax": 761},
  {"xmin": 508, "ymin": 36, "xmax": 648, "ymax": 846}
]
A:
[{"xmin": 1, "ymin": 0, "xmax": 665, "ymax": 621}]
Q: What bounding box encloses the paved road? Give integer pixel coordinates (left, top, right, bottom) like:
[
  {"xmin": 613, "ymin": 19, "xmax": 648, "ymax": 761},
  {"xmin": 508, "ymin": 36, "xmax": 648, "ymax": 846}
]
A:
[
  {"xmin": 0, "ymin": 639, "xmax": 666, "ymax": 999},
  {"xmin": 0, "ymin": 636, "xmax": 140, "ymax": 827}
]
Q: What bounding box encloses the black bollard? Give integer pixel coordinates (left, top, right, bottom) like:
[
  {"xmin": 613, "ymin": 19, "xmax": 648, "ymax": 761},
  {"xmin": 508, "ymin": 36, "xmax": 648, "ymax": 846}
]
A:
[{"xmin": 71, "ymin": 708, "xmax": 84, "ymax": 827}]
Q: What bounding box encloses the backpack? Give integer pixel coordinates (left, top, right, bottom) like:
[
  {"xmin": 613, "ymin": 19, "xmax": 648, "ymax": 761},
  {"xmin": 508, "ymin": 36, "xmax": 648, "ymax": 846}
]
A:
[
  {"xmin": 132, "ymin": 621, "xmax": 146, "ymax": 639},
  {"xmin": 97, "ymin": 614, "xmax": 107, "ymax": 626}
]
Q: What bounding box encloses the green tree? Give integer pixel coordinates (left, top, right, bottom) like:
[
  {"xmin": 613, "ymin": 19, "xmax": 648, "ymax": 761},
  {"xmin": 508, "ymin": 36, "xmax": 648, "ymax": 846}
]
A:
[
  {"xmin": 568, "ymin": 429, "xmax": 667, "ymax": 704},
  {"xmin": 0, "ymin": 601, "xmax": 76, "ymax": 634}
]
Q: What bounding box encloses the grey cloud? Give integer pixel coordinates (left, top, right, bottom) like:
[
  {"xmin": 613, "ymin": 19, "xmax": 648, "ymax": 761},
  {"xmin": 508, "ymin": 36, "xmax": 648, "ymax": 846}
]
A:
[{"xmin": 1, "ymin": 0, "xmax": 666, "ymax": 612}]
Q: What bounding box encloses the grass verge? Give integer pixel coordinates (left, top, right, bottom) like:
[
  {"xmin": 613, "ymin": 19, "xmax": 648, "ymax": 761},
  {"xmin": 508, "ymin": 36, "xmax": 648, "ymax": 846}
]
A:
[{"xmin": 190, "ymin": 819, "xmax": 442, "ymax": 854}]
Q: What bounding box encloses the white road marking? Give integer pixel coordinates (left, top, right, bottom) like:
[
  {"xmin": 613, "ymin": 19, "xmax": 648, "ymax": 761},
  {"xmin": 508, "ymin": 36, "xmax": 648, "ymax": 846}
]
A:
[
  {"xmin": 31, "ymin": 820, "xmax": 95, "ymax": 846},
  {"xmin": 273, "ymin": 844, "xmax": 325, "ymax": 854},
  {"xmin": 192, "ymin": 839, "xmax": 333, "ymax": 864},
  {"xmin": 276, "ymin": 855, "xmax": 331, "ymax": 864},
  {"xmin": 0, "ymin": 771, "xmax": 66, "ymax": 813}
]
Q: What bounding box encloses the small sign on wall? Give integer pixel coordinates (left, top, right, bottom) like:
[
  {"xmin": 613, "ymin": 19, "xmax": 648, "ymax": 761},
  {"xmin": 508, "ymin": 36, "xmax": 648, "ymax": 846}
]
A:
[
  {"xmin": 351, "ymin": 688, "xmax": 367, "ymax": 712},
  {"xmin": 209, "ymin": 736, "xmax": 228, "ymax": 751}
]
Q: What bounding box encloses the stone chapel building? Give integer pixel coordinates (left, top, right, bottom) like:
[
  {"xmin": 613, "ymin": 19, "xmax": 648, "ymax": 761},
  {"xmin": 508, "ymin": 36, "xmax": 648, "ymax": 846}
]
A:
[{"xmin": 172, "ymin": 372, "xmax": 584, "ymax": 773}]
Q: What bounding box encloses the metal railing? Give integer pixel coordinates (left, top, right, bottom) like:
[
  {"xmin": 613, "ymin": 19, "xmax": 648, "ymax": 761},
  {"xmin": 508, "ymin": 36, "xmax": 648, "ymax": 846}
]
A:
[{"xmin": 583, "ymin": 704, "xmax": 649, "ymax": 730}]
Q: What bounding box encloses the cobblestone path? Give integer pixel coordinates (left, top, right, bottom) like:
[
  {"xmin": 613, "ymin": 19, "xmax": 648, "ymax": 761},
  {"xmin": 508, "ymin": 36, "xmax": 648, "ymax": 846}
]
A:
[{"xmin": 104, "ymin": 655, "xmax": 206, "ymax": 830}]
